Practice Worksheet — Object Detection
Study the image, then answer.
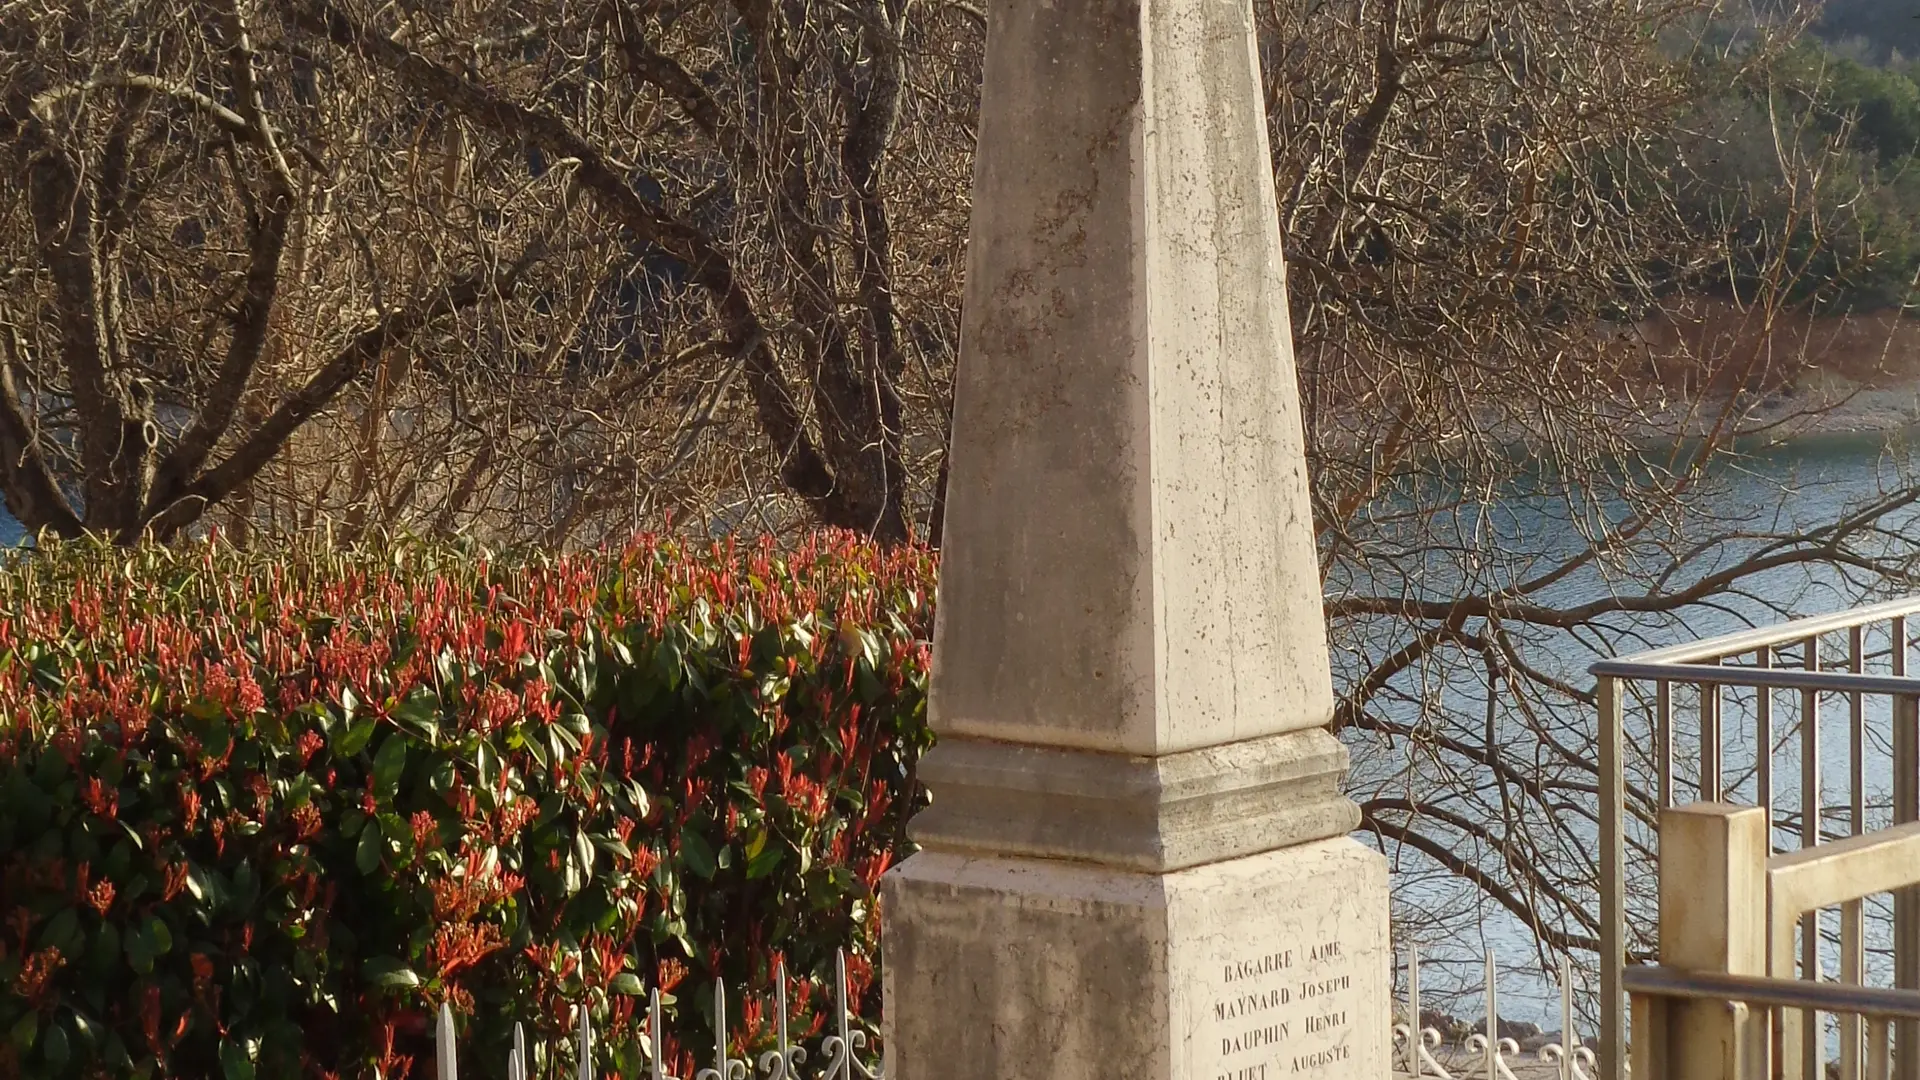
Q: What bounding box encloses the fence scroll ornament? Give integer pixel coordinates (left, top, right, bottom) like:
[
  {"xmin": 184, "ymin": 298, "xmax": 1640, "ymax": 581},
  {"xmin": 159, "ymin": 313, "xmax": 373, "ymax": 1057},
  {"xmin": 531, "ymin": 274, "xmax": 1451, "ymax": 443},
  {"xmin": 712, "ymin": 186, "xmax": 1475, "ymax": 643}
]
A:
[
  {"xmin": 435, "ymin": 950, "xmax": 883, "ymax": 1080},
  {"xmin": 1392, "ymin": 945, "xmax": 1596, "ymax": 1080}
]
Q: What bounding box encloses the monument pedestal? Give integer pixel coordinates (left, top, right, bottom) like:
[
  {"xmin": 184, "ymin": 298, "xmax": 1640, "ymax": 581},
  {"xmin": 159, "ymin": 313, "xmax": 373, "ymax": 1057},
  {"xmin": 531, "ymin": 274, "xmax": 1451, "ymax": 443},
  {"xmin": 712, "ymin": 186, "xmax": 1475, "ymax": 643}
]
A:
[{"xmin": 884, "ymin": 839, "xmax": 1389, "ymax": 1080}]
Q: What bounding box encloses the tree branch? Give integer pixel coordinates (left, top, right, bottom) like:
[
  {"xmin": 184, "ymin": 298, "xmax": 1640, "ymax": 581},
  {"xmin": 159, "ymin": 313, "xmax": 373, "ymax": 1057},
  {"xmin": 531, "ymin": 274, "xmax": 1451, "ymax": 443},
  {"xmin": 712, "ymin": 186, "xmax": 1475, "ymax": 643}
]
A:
[
  {"xmin": 0, "ymin": 322, "xmax": 82, "ymax": 537},
  {"xmin": 299, "ymin": 0, "xmax": 859, "ymax": 527},
  {"xmin": 146, "ymin": 0, "xmax": 300, "ymax": 522},
  {"xmin": 1360, "ymin": 800, "xmax": 1607, "ymax": 955},
  {"xmin": 144, "ymin": 252, "xmax": 537, "ymax": 540}
]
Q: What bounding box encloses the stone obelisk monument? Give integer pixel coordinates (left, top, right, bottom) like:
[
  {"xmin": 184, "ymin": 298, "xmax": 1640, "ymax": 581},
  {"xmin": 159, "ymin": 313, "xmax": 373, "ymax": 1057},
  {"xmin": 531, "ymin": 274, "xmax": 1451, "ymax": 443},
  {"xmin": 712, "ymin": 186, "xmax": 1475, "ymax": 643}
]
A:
[{"xmin": 880, "ymin": 0, "xmax": 1390, "ymax": 1077}]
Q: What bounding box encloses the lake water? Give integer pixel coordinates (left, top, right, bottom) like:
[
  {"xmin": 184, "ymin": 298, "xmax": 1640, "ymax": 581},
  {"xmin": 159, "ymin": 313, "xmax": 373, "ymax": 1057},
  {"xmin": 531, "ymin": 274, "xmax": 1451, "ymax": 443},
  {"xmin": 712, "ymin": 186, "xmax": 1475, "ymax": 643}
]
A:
[
  {"xmin": 1361, "ymin": 427, "xmax": 1920, "ymax": 1029},
  {"xmin": 2, "ymin": 432, "xmax": 1915, "ymax": 1027}
]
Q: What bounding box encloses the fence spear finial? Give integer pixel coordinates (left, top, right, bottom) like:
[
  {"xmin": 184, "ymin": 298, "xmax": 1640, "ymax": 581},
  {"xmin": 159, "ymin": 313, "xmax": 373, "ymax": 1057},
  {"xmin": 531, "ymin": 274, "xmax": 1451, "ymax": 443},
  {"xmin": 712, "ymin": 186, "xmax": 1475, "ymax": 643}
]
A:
[
  {"xmin": 436, "ymin": 1002, "xmax": 457, "ymax": 1080},
  {"xmin": 578, "ymin": 1002, "xmax": 595, "ymax": 1080},
  {"xmin": 650, "ymin": 987, "xmax": 666, "ymax": 1080}
]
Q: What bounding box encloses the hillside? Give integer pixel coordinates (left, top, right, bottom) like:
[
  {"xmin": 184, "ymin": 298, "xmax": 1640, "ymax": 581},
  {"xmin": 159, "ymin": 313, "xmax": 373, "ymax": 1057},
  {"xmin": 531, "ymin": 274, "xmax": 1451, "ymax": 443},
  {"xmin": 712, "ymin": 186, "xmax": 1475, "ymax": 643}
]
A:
[{"xmin": 1816, "ymin": 0, "xmax": 1920, "ymax": 64}]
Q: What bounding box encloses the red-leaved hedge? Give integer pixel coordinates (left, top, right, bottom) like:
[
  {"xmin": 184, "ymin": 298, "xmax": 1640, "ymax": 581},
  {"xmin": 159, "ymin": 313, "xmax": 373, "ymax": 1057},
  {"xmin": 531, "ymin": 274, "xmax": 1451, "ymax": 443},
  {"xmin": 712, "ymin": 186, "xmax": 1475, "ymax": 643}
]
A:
[{"xmin": 0, "ymin": 533, "xmax": 935, "ymax": 1080}]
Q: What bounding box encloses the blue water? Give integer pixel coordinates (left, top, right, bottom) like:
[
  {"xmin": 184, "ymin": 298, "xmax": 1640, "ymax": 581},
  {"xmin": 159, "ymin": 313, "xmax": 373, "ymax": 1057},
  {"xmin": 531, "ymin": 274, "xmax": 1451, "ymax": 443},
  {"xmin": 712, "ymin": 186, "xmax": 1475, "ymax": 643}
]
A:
[
  {"xmin": 1366, "ymin": 428, "xmax": 1920, "ymax": 1030},
  {"xmin": 1, "ymin": 509, "xmax": 20, "ymax": 547}
]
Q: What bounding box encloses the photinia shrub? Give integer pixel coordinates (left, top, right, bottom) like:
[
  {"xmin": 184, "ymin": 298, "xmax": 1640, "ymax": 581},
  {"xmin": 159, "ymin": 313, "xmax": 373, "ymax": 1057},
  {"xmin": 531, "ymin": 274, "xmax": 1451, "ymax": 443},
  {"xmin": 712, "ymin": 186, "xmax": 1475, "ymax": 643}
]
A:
[{"xmin": 0, "ymin": 532, "xmax": 934, "ymax": 1080}]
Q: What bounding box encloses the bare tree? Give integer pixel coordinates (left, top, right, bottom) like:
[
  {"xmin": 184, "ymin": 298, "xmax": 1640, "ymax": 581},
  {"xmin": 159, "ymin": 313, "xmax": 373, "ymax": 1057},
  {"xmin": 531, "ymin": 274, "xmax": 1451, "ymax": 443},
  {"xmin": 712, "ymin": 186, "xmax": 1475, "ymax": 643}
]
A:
[
  {"xmin": 0, "ymin": 0, "xmax": 574, "ymax": 542},
  {"xmin": 1, "ymin": 0, "xmax": 979, "ymax": 545},
  {"xmin": 1271, "ymin": 0, "xmax": 1920, "ymax": 989},
  {"xmin": 290, "ymin": 0, "xmax": 977, "ymax": 544}
]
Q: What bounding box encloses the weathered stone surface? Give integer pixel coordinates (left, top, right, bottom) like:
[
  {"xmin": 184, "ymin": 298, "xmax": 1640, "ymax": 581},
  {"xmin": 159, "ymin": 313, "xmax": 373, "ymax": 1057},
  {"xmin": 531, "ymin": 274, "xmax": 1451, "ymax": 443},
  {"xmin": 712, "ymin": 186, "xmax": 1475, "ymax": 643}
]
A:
[
  {"xmin": 883, "ymin": 840, "xmax": 1391, "ymax": 1080},
  {"xmin": 883, "ymin": 0, "xmax": 1390, "ymax": 1074},
  {"xmin": 930, "ymin": 0, "xmax": 1332, "ymax": 759},
  {"xmin": 908, "ymin": 728, "xmax": 1358, "ymax": 871}
]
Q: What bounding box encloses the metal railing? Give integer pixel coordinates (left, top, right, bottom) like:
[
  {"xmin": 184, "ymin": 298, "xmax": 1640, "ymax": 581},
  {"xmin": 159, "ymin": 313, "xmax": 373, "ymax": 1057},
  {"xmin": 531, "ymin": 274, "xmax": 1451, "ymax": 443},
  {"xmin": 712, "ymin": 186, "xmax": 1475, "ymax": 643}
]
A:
[
  {"xmin": 1624, "ymin": 967, "xmax": 1920, "ymax": 1080},
  {"xmin": 1592, "ymin": 596, "xmax": 1920, "ymax": 1080},
  {"xmin": 1394, "ymin": 943, "xmax": 1595, "ymax": 1079},
  {"xmin": 427, "ymin": 950, "xmax": 881, "ymax": 1080}
]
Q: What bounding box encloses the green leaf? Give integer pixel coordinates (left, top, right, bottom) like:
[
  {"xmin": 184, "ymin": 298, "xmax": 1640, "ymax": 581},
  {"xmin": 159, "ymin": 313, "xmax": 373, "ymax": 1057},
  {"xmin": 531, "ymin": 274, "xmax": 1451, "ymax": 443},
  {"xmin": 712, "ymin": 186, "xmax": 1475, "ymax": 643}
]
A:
[
  {"xmin": 573, "ymin": 828, "xmax": 596, "ymax": 879},
  {"xmin": 186, "ymin": 865, "xmax": 217, "ymax": 905},
  {"xmin": 680, "ymin": 830, "xmax": 717, "ymax": 879},
  {"xmin": 654, "ymin": 640, "xmax": 682, "ymax": 688},
  {"xmin": 392, "ymin": 690, "xmax": 440, "ymax": 743},
  {"xmin": 145, "ymin": 916, "xmax": 172, "ymax": 956},
  {"xmin": 10, "ymin": 1013, "xmax": 36, "ymax": 1052},
  {"xmin": 372, "ymin": 734, "xmax": 408, "ymax": 796},
  {"xmin": 356, "ymin": 818, "xmax": 383, "ymax": 874},
  {"xmin": 745, "ymin": 843, "xmax": 783, "ymax": 881},
  {"xmin": 379, "ymin": 812, "xmax": 413, "ymax": 861},
  {"xmin": 610, "ymin": 973, "xmax": 645, "ymax": 996},
  {"xmin": 67, "ymin": 1008, "xmax": 99, "ymax": 1050},
  {"xmin": 124, "ymin": 922, "xmax": 153, "ymax": 974},
  {"xmin": 221, "ymin": 1035, "xmax": 256, "ymax": 1080},
  {"xmin": 333, "ymin": 717, "xmax": 377, "ymax": 757},
  {"xmin": 39, "ymin": 907, "xmax": 80, "ymax": 956},
  {"xmin": 362, "ymin": 957, "xmax": 421, "ymax": 988},
  {"xmin": 88, "ymin": 921, "xmax": 120, "ymax": 976},
  {"xmin": 592, "ymin": 834, "xmax": 633, "ymax": 861},
  {"xmin": 232, "ymin": 859, "xmax": 259, "ymax": 911},
  {"xmin": 41, "ymin": 1021, "xmax": 67, "ymax": 1069},
  {"xmin": 428, "ymin": 758, "xmax": 457, "ymax": 794}
]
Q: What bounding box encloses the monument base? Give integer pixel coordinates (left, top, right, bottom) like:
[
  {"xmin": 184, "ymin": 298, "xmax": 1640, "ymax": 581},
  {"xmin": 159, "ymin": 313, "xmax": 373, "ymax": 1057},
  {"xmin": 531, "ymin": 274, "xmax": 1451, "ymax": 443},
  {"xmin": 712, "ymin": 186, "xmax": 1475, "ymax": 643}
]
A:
[{"xmin": 881, "ymin": 838, "xmax": 1390, "ymax": 1080}]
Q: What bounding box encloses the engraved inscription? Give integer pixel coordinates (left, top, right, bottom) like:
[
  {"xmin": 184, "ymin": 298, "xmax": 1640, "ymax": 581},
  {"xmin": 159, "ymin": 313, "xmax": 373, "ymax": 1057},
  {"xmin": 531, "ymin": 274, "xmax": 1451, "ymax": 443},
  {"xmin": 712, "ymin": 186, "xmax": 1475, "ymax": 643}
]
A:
[
  {"xmin": 1223, "ymin": 950, "xmax": 1294, "ymax": 983},
  {"xmin": 1205, "ymin": 936, "xmax": 1361, "ymax": 1080},
  {"xmin": 1290, "ymin": 1046, "xmax": 1351, "ymax": 1071},
  {"xmin": 1214, "ymin": 987, "xmax": 1291, "ymax": 1022}
]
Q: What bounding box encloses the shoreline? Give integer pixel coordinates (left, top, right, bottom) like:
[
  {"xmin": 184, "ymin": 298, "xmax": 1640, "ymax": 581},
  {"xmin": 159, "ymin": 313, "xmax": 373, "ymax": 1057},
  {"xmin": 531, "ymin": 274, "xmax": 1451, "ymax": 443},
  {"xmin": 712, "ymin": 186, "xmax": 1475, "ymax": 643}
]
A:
[{"xmin": 1661, "ymin": 371, "xmax": 1920, "ymax": 445}]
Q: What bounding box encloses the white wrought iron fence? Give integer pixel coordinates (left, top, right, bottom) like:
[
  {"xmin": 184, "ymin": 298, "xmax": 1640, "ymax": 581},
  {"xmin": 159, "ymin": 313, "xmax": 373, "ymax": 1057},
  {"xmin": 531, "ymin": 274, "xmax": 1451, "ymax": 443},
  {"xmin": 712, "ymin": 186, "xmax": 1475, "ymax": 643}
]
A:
[
  {"xmin": 1395, "ymin": 944, "xmax": 1596, "ymax": 1080},
  {"xmin": 430, "ymin": 950, "xmax": 883, "ymax": 1080},
  {"xmin": 422, "ymin": 937, "xmax": 1593, "ymax": 1080}
]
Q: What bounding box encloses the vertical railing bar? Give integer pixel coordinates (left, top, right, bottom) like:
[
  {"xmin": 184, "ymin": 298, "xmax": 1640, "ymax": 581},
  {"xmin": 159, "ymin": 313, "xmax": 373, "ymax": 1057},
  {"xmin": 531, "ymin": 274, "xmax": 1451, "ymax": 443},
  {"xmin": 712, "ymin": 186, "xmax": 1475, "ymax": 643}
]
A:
[
  {"xmin": 1486, "ymin": 952, "xmax": 1499, "ymax": 1080},
  {"xmin": 650, "ymin": 988, "xmax": 667, "ymax": 1080},
  {"xmin": 715, "ymin": 977, "xmax": 731, "ymax": 1080},
  {"xmin": 1845, "ymin": 901, "xmax": 1866, "ymax": 1080},
  {"xmin": 579, "ymin": 1002, "xmax": 594, "ymax": 1080},
  {"xmin": 1894, "ymin": 617, "xmax": 1919, "ymax": 1080},
  {"xmin": 775, "ymin": 958, "xmax": 792, "ymax": 1080},
  {"xmin": 1791, "ymin": 635, "xmax": 1822, "ymax": 1080},
  {"xmin": 1870, "ymin": 1015, "xmax": 1894, "ymax": 1080},
  {"xmin": 1840, "ymin": 627, "xmax": 1867, "ymax": 1080},
  {"xmin": 1560, "ymin": 955, "xmax": 1577, "ymax": 1080},
  {"xmin": 437, "ymin": 1002, "xmax": 457, "ymax": 1080},
  {"xmin": 1702, "ymin": 663, "xmax": 1723, "ymax": 801},
  {"xmin": 1599, "ymin": 675, "xmax": 1625, "ymax": 1080},
  {"xmin": 1408, "ymin": 941, "xmax": 1422, "ymax": 1077},
  {"xmin": 1804, "ymin": 634, "xmax": 1824, "ymax": 854},
  {"xmin": 1851, "ymin": 626, "xmax": 1866, "ymax": 839},
  {"xmin": 1657, "ymin": 679, "xmax": 1673, "ymax": 809},
  {"xmin": 1759, "ymin": 646, "xmax": 1774, "ymax": 841}
]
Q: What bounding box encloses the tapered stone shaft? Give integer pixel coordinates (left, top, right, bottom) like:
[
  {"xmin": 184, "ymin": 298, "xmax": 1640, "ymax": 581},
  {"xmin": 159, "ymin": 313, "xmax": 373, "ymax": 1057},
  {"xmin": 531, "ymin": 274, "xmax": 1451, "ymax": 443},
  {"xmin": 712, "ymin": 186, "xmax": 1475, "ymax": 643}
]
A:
[{"xmin": 883, "ymin": 0, "xmax": 1390, "ymax": 1077}]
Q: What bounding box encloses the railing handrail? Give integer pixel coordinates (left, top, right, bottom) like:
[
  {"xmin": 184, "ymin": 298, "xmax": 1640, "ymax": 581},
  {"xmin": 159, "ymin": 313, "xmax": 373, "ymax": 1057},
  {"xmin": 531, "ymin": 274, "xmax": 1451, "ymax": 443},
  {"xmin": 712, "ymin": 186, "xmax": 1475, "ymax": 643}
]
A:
[
  {"xmin": 1593, "ymin": 596, "xmax": 1920, "ymax": 1080},
  {"xmin": 1586, "ymin": 660, "xmax": 1920, "ymax": 696},
  {"xmin": 1622, "ymin": 965, "xmax": 1920, "ymax": 1021},
  {"xmin": 1591, "ymin": 596, "xmax": 1920, "ymax": 670}
]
